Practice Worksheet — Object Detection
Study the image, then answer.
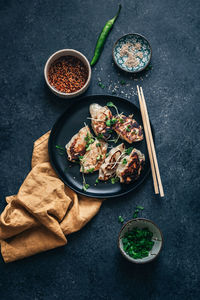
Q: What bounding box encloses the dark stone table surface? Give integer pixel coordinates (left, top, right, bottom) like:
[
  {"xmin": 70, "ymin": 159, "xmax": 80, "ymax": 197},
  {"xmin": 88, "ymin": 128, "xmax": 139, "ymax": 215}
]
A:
[{"xmin": 0, "ymin": 0, "xmax": 199, "ymax": 299}]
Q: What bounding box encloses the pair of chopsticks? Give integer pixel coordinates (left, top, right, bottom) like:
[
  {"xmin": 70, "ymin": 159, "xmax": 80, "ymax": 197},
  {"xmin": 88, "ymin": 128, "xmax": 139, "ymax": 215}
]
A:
[{"xmin": 137, "ymin": 86, "xmax": 164, "ymax": 197}]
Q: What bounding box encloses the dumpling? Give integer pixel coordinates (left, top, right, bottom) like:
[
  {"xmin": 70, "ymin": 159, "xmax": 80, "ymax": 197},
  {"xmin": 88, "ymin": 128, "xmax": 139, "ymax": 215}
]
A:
[
  {"xmin": 80, "ymin": 139, "xmax": 108, "ymax": 173},
  {"xmin": 116, "ymin": 148, "xmax": 145, "ymax": 184},
  {"xmin": 113, "ymin": 114, "xmax": 143, "ymax": 143},
  {"xmin": 65, "ymin": 125, "xmax": 91, "ymax": 161},
  {"xmin": 89, "ymin": 103, "xmax": 113, "ymax": 140},
  {"xmin": 99, "ymin": 143, "xmax": 125, "ymax": 181}
]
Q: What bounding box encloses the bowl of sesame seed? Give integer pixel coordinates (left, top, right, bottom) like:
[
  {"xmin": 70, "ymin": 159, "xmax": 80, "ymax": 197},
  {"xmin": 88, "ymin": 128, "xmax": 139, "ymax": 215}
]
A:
[
  {"xmin": 113, "ymin": 33, "xmax": 152, "ymax": 73},
  {"xmin": 44, "ymin": 49, "xmax": 91, "ymax": 99}
]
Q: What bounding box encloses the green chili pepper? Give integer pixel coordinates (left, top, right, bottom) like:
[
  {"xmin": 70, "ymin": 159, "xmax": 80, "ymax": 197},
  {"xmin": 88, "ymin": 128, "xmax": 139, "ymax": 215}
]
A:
[{"xmin": 90, "ymin": 4, "xmax": 121, "ymax": 66}]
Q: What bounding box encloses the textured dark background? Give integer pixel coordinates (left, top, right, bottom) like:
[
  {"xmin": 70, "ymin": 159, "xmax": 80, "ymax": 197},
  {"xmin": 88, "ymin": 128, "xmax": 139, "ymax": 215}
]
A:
[{"xmin": 0, "ymin": 0, "xmax": 200, "ymax": 299}]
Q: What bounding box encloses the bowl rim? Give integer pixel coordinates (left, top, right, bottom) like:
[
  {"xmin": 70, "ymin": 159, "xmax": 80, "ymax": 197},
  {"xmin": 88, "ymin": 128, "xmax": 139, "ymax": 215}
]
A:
[
  {"xmin": 118, "ymin": 218, "xmax": 163, "ymax": 264},
  {"xmin": 112, "ymin": 33, "xmax": 152, "ymax": 73},
  {"xmin": 44, "ymin": 49, "xmax": 91, "ymax": 96}
]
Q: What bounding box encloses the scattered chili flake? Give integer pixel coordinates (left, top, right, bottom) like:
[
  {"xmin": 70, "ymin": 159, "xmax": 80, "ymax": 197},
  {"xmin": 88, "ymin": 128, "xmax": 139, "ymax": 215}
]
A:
[{"xmin": 48, "ymin": 56, "xmax": 88, "ymax": 93}]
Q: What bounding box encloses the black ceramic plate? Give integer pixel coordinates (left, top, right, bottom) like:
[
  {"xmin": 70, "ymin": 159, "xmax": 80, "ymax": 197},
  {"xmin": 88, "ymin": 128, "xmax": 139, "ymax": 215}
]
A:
[{"xmin": 48, "ymin": 95, "xmax": 151, "ymax": 198}]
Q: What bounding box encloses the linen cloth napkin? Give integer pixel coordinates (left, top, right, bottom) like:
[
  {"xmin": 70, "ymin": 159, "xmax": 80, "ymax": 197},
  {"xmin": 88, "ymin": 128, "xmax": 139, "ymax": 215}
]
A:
[{"xmin": 0, "ymin": 131, "xmax": 103, "ymax": 263}]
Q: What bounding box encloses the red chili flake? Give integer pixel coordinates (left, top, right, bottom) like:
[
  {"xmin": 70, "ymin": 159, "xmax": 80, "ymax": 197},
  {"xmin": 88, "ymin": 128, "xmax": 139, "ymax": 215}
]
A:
[{"xmin": 48, "ymin": 56, "xmax": 88, "ymax": 93}]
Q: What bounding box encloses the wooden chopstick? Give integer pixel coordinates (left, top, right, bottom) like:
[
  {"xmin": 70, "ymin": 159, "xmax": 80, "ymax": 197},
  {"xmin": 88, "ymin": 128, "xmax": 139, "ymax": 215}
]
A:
[
  {"xmin": 137, "ymin": 86, "xmax": 159, "ymax": 195},
  {"xmin": 139, "ymin": 86, "xmax": 164, "ymax": 197}
]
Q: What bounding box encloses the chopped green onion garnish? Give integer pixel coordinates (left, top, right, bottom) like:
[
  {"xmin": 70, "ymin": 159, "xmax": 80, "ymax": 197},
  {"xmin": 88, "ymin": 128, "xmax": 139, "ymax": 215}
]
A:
[
  {"xmin": 125, "ymin": 147, "xmax": 133, "ymax": 155},
  {"xmin": 83, "ymin": 184, "xmax": 90, "ymax": 191},
  {"xmin": 106, "ymin": 120, "xmax": 112, "ymax": 127},
  {"xmin": 136, "ymin": 206, "xmax": 144, "ymax": 210},
  {"xmin": 146, "ymin": 64, "xmax": 152, "ymax": 70},
  {"xmin": 111, "ymin": 177, "xmax": 119, "ymax": 184},
  {"xmin": 122, "ymin": 227, "xmax": 154, "ymax": 259},
  {"xmin": 97, "ymin": 133, "xmax": 104, "ymax": 140},
  {"xmin": 55, "ymin": 145, "xmax": 65, "ymax": 150},
  {"xmin": 118, "ymin": 216, "xmax": 124, "ymax": 223},
  {"xmin": 122, "ymin": 158, "xmax": 127, "ymax": 165},
  {"xmin": 98, "ymin": 82, "xmax": 105, "ymax": 89},
  {"xmin": 87, "ymin": 168, "xmax": 94, "ymax": 173}
]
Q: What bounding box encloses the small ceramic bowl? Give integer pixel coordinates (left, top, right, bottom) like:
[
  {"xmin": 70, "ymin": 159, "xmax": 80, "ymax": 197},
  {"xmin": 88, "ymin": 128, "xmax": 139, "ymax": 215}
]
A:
[
  {"xmin": 118, "ymin": 218, "xmax": 163, "ymax": 264},
  {"xmin": 44, "ymin": 49, "xmax": 91, "ymax": 99},
  {"xmin": 113, "ymin": 33, "xmax": 152, "ymax": 73}
]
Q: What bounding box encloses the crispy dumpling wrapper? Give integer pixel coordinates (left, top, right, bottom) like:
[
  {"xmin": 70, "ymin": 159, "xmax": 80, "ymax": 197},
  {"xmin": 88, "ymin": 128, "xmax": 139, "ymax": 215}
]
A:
[
  {"xmin": 116, "ymin": 148, "xmax": 145, "ymax": 184},
  {"xmin": 80, "ymin": 140, "xmax": 108, "ymax": 173},
  {"xmin": 114, "ymin": 115, "xmax": 143, "ymax": 143},
  {"xmin": 99, "ymin": 143, "xmax": 125, "ymax": 181},
  {"xmin": 65, "ymin": 126, "xmax": 91, "ymax": 161}
]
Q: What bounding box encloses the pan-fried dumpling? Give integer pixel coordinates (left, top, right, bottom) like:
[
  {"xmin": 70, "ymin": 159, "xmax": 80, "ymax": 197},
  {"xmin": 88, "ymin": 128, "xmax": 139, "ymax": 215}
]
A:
[
  {"xmin": 99, "ymin": 143, "xmax": 125, "ymax": 180},
  {"xmin": 89, "ymin": 103, "xmax": 113, "ymax": 140},
  {"xmin": 113, "ymin": 115, "xmax": 143, "ymax": 143},
  {"xmin": 65, "ymin": 125, "xmax": 91, "ymax": 161},
  {"xmin": 116, "ymin": 148, "xmax": 145, "ymax": 184},
  {"xmin": 80, "ymin": 139, "xmax": 108, "ymax": 173}
]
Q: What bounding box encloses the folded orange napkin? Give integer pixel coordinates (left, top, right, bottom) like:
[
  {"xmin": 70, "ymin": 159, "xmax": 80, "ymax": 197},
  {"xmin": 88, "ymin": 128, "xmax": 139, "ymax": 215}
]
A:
[{"xmin": 0, "ymin": 131, "xmax": 103, "ymax": 263}]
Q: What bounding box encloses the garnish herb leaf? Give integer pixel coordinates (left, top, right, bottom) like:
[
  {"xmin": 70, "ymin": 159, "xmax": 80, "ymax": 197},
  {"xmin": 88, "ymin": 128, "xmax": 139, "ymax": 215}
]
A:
[
  {"xmin": 133, "ymin": 206, "xmax": 144, "ymax": 218},
  {"xmin": 106, "ymin": 102, "xmax": 119, "ymax": 116},
  {"xmin": 107, "ymin": 101, "xmax": 115, "ymax": 108},
  {"xmin": 146, "ymin": 64, "xmax": 152, "ymax": 71},
  {"xmin": 118, "ymin": 216, "xmax": 124, "ymax": 223},
  {"xmin": 122, "ymin": 158, "xmax": 127, "ymax": 165},
  {"xmin": 106, "ymin": 118, "xmax": 117, "ymax": 127},
  {"xmin": 125, "ymin": 147, "xmax": 133, "ymax": 155},
  {"xmin": 87, "ymin": 168, "xmax": 95, "ymax": 173},
  {"xmin": 97, "ymin": 133, "xmax": 104, "ymax": 140},
  {"xmin": 96, "ymin": 155, "xmax": 102, "ymax": 161},
  {"xmin": 81, "ymin": 166, "xmax": 89, "ymax": 191},
  {"xmin": 56, "ymin": 145, "xmax": 65, "ymax": 151},
  {"xmin": 106, "ymin": 120, "xmax": 112, "ymax": 127},
  {"xmin": 98, "ymin": 82, "xmax": 105, "ymax": 89},
  {"xmin": 56, "ymin": 145, "xmax": 65, "ymax": 155},
  {"xmin": 111, "ymin": 177, "xmax": 119, "ymax": 184},
  {"xmin": 120, "ymin": 80, "xmax": 126, "ymax": 85},
  {"xmin": 122, "ymin": 227, "xmax": 154, "ymax": 259},
  {"xmin": 83, "ymin": 184, "xmax": 90, "ymax": 191},
  {"xmin": 136, "ymin": 206, "xmax": 144, "ymax": 210}
]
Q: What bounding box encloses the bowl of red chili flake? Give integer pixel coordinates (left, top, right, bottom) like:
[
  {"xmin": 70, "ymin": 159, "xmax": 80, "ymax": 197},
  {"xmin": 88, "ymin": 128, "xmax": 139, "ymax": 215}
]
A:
[{"xmin": 44, "ymin": 49, "xmax": 91, "ymax": 98}]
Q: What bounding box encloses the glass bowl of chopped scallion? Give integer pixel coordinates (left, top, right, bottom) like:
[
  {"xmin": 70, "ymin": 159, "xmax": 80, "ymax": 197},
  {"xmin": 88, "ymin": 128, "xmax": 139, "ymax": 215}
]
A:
[{"xmin": 118, "ymin": 218, "xmax": 163, "ymax": 263}]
